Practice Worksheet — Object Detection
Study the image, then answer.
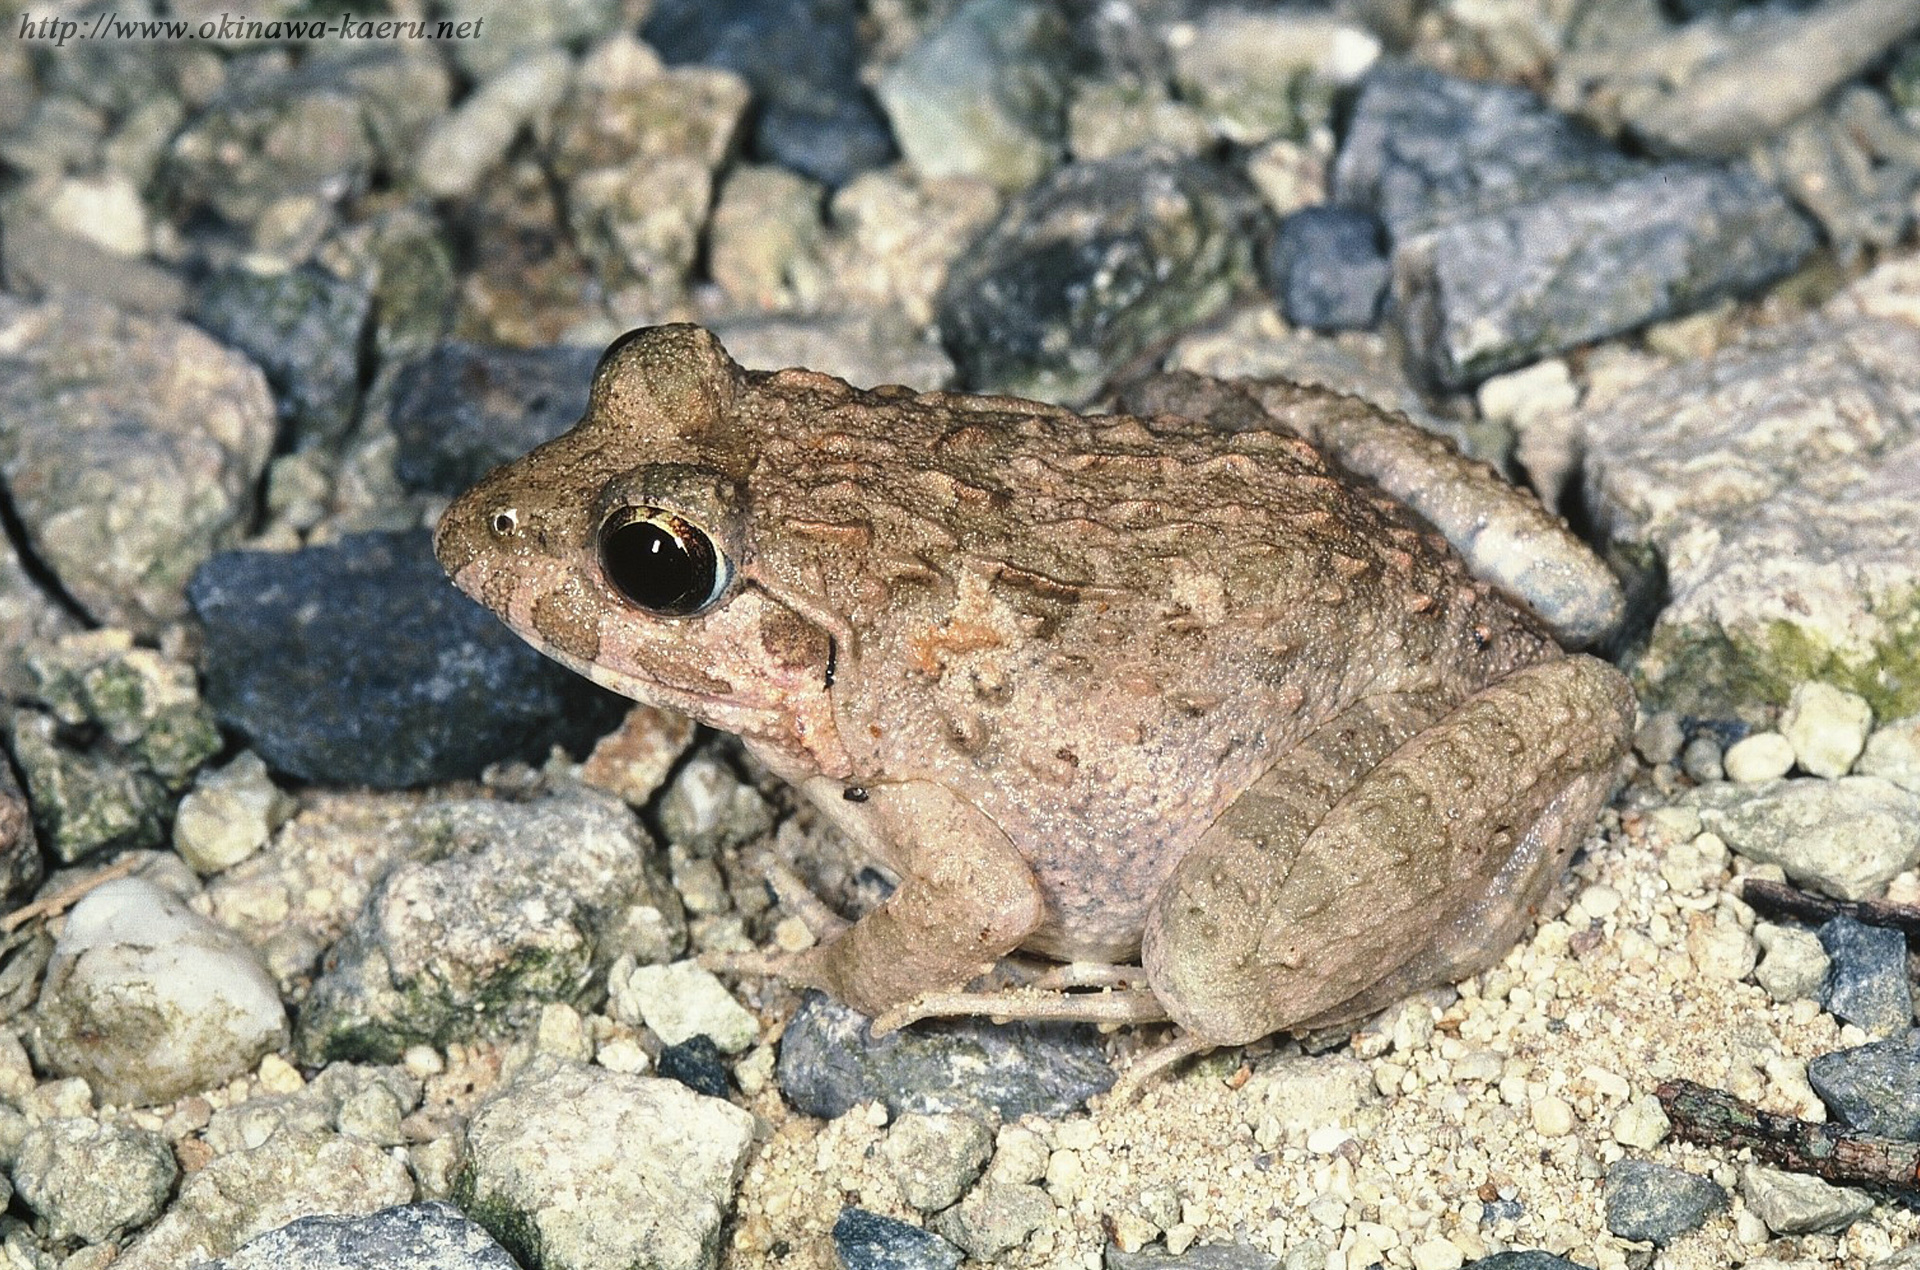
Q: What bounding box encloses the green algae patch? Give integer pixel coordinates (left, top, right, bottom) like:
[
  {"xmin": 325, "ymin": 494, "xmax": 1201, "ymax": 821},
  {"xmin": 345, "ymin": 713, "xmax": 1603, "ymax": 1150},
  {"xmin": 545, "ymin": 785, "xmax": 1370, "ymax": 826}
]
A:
[{"xmin": 1637, "ymin": 586, "xmax": 1920, "ymax": 722}]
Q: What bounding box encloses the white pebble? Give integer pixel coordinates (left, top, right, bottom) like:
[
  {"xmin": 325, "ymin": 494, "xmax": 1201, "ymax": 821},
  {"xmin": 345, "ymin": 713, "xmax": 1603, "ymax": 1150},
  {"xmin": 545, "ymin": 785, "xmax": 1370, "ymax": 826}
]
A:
[
  {"xmin": 1723, "ymin": 731, "xmax": 1795, "ymax": 782},
  {"xmin": 1781, "ymin": 682, "xmax": 1873, "ymax": 778},
  {"xmin": 1530, "ymin": 1095, "xmax": 1574, "ymax": 1137}
]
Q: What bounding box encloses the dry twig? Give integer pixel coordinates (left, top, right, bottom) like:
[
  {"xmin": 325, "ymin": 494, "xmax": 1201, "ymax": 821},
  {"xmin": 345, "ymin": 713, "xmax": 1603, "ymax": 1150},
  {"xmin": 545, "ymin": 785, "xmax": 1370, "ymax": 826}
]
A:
[
  {"xmin": 0, "ymin": 855, "xmax": 139, "ymax": 934},
  {"xmin": 1741, "ymin": 877, "xmax": 1920, "ymax": 943},
  {"xmin": 1657, "ymin": 1078, "xmax": 1920, "ymax": 1190}
]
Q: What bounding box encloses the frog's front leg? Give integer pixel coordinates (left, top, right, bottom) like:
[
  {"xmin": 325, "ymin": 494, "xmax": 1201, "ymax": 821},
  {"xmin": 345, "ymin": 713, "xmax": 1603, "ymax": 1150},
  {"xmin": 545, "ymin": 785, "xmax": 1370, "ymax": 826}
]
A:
[
  {"xmin": 778, "ymin": 779, "xmax": 1047, "ymax": 1019},
  {"xmin": 1144, "ymin": 654, "xmax": 1633, "ymax": 1047}
]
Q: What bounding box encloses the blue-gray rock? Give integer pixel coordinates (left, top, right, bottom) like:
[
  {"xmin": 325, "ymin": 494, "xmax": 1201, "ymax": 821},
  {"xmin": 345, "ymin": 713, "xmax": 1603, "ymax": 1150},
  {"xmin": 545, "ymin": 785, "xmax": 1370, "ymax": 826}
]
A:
[
  {"xmin": 1267, "ymin": 206, "xmax": 1389, "ymax": 331},
  {"xmin": 1603, "ymin": 1157, "xmax": 1729, "ymax": 1244},
  {"xmin": 201, "ymin": 1202, "xmax": 519, "ymax": 1269},
  {"xmin": 657, "ymin": 1033, "xmax": 732, "ymax": 1100},
  {"xmin": 1467, "ymin": 1255, "xmax": 1594, "ymax": 1270},
  {"xmin": 388, "ymin": 342, "xmax": 601, "ymax": 496},
  {"xmin": 937, "ymin": 151, "xmax": 1264, "ymax": 403},
  {"xmin": 188, "ymin": 530, "xmax": 625, "ymax": 787},
  {"xmin": 776, "ymin": 991, "xmax": 1114, "ymax": 1121},
  {"xmin": 1332, "ymin": 63, "xmax": 1637, "ymax": 242},
  {"xmin": 193, "ymin": 264, "xmax": 371, "ymax": 450},
  {"xmin": 1808, "ymin": 1032, "xmax": 1920, "ymax": 1138},
  {"xmin": 1394, "ymin": 160, "xmax": 1815, "ymax": 387},
  {"xmin": 642, "ymin": 0, "xmax": 895, "ymax": 186},
  {"xmin": 1819, "ymin": 915, "xmax": 1913, "ymax": 1038},
  {"xmin": 833, "ymin": 1207, "xmax": 963, "ymax": 1270}
]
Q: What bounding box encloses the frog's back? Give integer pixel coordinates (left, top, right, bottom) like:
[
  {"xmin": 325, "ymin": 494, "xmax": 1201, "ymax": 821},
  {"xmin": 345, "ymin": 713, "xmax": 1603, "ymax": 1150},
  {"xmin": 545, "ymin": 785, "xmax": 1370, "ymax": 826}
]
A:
[{"xmin": 742, "ymin": 369, "xmax": 1558, "ymax": 960}]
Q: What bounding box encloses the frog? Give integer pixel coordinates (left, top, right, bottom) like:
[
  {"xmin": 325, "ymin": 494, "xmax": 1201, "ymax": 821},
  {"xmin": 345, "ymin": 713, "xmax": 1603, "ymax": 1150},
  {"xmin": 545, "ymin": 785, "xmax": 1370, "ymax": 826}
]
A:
[{"xmin": 434, "ymin": 323, "xmax": 1635, "ymax": 1087}]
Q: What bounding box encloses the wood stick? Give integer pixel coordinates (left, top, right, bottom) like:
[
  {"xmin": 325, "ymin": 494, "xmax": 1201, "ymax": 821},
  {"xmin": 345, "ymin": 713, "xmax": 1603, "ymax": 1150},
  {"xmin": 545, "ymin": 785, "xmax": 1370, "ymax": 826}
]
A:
[
  {"xmin": 1656, "ymin": 1078, "xmax": 1920, "ymax": 1189},
  {"xmin": 1, "ymin": 855, "xmax": 139, "ymax": 933},
  {"xmin": 1740, "ymin": 877, "xmax": 1920, "ymax": 944}
]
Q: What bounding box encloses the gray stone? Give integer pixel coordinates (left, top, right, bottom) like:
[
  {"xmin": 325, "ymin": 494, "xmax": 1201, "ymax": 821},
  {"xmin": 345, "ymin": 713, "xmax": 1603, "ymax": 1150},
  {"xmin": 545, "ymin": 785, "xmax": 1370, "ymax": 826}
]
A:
[
  {"xmin": 875, "ymin": 0, "xmax": 1068, "ymax": 191},
  {"xmin": 882, "ymin": 1112, "xmax": 994, "ymax": 1213},
  {"xmin": 113, "ymin": 1128, "xmax": 415, "ymax": 1270},
  {"xmin": 0, "ymin": 521, "xmax": 77, "ymax": 702},
  {"xmin": 11, "ymin": 1117, "xmax": 178, "ymax": 1244},
  {"xmin": 1820, "ymin": 915, "xmax": 1913, "ymax": 1038},
  {"xmin": 203, "ymin": 1065, "xmax": 421, "ymax": 1156},
  {"xmin": 20, "ymin": 634, "xmax": 222, "ymax": 791},
  {"xmin": 0, "ymin": 753, "xmax": 41, "ymax": 907},
  {"xmin": 1601, "ymin": 1157, "xmax": 1727, "ymax": 1245},
  {"xmin": 297, "ymin": 786, "xmax": 681, "ymax": 1063},
  {"xmin": 7, "ymin": 710, "xmax": 168, "ymax": 863},
  {"xmin": 31, "ymin": 876, "xmax": 288, "ymax": 1106},
  {"xmin": 197, "ymin": 1201, "xmax": 520, "ymax": 1270},
  {"xmin": 937, "ymin": 151, "xmax": 1264, "ymax": 403},
  {"xmin": 1581, "ymin": 262, "xmax": 1920, "ymax": 721},
  {"xmin": 832, "ymin": 1208, "xmax": 963, "ymax": 1270},
  {"xmin": 1808, "ymin": 1032, "xmax": 1920, "ymax": 1139},
  {"xmin": 1464, "ymin": 1257, "xmax": 1593, "ymax": 1270},
  {"xmin": 457, "ymin": 1056, "xmax": 754, "ymax": 1270},
  {"xmin": 776, "ymin": 991, "xmax": 1114, "ymax": 1122},
  {"xmin": 191, "ymin": 264, "xmax": 372, "ymax": 452},
  {"xmin": 1266, "ymin": 206, "xmax": 1388, "ymax": 332},
  {"xmin": 545, "ymin": 39, "xmax": 750, "ymax": 318},
  {"xmin": 0, "ymin": 295, "xmax": 276, "ymax": 633},
  {"xmin": 443, "ymin": 0, "xmax": 621, "ymax": 79},
  {"xmin": 1862, "ymin": 715, "xmax": 1920, "ymax": 794},
  {"xmin": 1333, "ymin": 63, "xmax": 1639, "ymax": 242},
  {"xmin": 1753, "ymin": 923, "xmax": 1830, "ymax": 1004},
  {"xmin": 1395, "ymin": 161, "xmax": 1813, "ymax": 387},
  {"xmin": 1682, "ymin": 777, "xmax": 1920, "ymax": 901},
  {"xmin": 1738, "ymin": 1163, "xmax": 1874, "ymax": 1235},
  {"xmin": 1603, "ymin": 0, "xmax": 1920, "ymax": 157},
  {"xmin": 165, "ymin": 50, "xmax": 451, "ymax": 231},
  {"xmin": 931, "ymin": 1181, "xmax": 1052, "ymax": 1260}
]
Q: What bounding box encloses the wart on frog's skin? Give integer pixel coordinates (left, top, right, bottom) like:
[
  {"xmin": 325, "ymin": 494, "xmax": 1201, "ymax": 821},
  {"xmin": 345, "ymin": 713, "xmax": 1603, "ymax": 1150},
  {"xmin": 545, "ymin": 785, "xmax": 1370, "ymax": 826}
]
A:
[{"xmin": 434, "ymin": 323, "xmax": 1635, "ymax": 1094}]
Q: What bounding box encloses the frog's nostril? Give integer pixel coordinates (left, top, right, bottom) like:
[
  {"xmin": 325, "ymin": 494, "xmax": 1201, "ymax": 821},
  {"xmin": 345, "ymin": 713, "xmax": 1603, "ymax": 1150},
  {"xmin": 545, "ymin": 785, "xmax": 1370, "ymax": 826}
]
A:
[{"xmin": 490, "ymin": 508, "xmax": 519, "ymax": 536}]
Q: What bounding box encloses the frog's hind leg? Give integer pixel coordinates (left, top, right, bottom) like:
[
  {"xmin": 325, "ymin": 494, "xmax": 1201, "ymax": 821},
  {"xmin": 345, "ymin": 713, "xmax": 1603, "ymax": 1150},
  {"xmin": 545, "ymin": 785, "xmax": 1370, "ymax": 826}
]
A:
[
  {"xmin": 1143, "ymin": 653, "xmax": 1633, "ymax": 1049},
  {"xmin": 871, "ymin": 983, "xmax": 1169, "ymax": 1035}
]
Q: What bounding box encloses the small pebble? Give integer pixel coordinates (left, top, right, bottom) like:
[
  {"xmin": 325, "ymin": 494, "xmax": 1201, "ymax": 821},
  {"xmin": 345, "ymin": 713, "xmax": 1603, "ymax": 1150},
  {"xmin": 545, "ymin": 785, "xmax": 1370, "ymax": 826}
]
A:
[
  {"xmin": 1739, "ymin": 1163, "xmax": 1874, "ymax": 1235},
  {"xmin": 655, "ymin": 1034, "xmax": 731, "ymax": 1099},
  {"xmin": 832, "ymin": 1206, "xmax": 963, "ymax": 1270},
  {"xmin": 883, "ymin": 1112, "xmax": 993, "ymax": 1213},
  {"xmin": 1820, "ymin": 916, "xmax": 1913, "ymax": 1039},
  {"xmin": 1610, "ymin": 1094, "xmax": 1671, "ymax": 1149},
  {"xmin": 1807, "ymin": 1032, "xmax": 1920, "ymax": 1139},
  {"xmin": 1603, "ymin": 1158, "xmax": 1728, "ymax": 1244},
  {"xmin": 614, "ymin": 959, "xmax": 759, "ymax": 1054},
  {"xmin": 1680, "ymin": 735, "xmax": 1725, "ymax": 783},
  {"xmin": 1860, "ymin": 715, "xmax": 1920, "ymax": 793},
  {"xmin": 1723, "ymin": 732, "xmax": 1795, "ymax": 782},
  {"xmin": 1753, "ymin": 923, "xmax": 1831, "ymax": 1003},
  {"xmin": 1530, "ymin": 1095, "xmax": 1574, "ymax": 1137},
  {"xmin": 1781, "ymin": 682, "xmax": 1874, "ymax": 778}
]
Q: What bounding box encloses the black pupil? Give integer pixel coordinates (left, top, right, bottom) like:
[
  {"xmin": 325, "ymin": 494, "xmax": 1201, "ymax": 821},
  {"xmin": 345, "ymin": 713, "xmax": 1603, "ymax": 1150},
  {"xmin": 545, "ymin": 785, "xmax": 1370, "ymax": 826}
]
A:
[{"xmin": 600, "ymin": 515, "xmax": 717, "ymax": 616}]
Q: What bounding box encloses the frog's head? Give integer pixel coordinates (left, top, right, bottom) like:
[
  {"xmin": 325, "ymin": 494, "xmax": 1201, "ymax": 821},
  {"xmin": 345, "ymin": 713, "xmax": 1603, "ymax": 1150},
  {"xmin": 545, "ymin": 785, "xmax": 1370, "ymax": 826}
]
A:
[{"xmin": 434, "ymin": 324, "xmax": 852, "ymax": 774}]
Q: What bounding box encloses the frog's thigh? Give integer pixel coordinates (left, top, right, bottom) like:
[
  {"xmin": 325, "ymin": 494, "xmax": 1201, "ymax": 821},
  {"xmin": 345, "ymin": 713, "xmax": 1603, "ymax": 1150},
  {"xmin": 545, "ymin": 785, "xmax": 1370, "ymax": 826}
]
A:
[
  {"xmin": 1145, "ymin": 654, "xmax": 1632, "ymax": 1046},
  {"xmin": 786, "ymin": 780, "xmax": 1045, "ymax": 1019}
]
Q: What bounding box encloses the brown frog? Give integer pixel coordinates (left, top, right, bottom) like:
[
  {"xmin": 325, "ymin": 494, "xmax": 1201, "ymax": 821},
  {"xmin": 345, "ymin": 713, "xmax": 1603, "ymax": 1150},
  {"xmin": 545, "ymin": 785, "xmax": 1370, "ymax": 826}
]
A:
[{"xmin": 434, "ymin": 324, "xmax": 1633, "ymax": 1084}]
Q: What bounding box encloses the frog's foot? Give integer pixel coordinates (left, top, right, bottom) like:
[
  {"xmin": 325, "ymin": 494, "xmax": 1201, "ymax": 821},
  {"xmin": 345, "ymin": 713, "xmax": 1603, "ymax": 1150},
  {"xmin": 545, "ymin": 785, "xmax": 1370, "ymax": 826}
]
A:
[
  {"xmin": 1106, "ymin": 1031, "xmax": 1215, "ymax": 1105},
  {"xmin": 763, "ymin": 856, "xmax": 850, "ymax": 942},
  {"xmin": 869, "ymin": 984, "xmax": 1169, "ymax": 1037}
]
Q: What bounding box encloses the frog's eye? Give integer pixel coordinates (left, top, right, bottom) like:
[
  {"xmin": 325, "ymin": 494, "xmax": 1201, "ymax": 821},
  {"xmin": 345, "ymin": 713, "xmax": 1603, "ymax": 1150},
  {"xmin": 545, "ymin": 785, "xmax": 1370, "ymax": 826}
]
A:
[{"xmin": 597, "ymin": 506, "xmax": 732, "ymax": 617}]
